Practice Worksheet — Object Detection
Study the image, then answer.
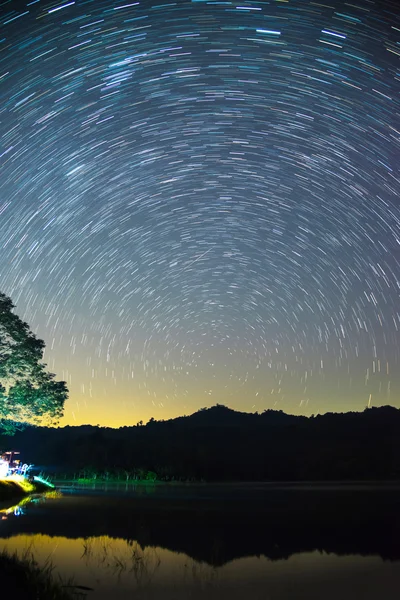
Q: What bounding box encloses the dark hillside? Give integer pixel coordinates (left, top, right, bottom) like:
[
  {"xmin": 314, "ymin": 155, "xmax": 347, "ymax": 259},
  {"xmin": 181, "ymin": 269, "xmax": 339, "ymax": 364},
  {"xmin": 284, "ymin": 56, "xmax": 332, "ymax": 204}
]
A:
[{"xmin": 1, "ymin": 406, "xmax": 399, "ymax": 481}]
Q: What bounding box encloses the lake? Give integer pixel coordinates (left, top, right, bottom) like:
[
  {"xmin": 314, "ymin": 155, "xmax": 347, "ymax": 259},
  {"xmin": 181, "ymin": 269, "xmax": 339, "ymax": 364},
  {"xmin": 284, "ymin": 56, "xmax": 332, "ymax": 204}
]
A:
[{"xmin": 0, "ymin": 482, "xmax": 399, "ymax": 599}]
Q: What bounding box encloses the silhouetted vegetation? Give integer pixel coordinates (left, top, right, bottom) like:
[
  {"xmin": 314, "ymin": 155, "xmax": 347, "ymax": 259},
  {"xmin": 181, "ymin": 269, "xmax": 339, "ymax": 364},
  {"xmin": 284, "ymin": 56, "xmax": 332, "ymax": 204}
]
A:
[
  {"xmin": 1, "ymin": 405, "xmax": 399, "ymax": 482},
  {"xmin": 0, "ymin": 291, "xmax": 68, "ymax": 434},
  {"xmin": 0, "ymin": 551, "xmax": 77, "ymax": 600}
]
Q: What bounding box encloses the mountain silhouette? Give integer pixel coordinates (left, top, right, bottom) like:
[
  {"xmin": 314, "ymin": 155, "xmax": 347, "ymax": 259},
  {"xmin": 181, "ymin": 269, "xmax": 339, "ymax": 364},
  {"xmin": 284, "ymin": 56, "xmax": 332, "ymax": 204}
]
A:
[{"xmin": 1, "ymin": 405, "xmax": 399, "ymax": 482}]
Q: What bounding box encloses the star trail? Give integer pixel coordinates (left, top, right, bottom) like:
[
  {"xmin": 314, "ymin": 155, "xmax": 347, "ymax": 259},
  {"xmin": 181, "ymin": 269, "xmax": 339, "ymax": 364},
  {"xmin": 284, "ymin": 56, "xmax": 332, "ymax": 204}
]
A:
[{"xmin": 1, "ymin": 0, "xmax": 399, "ymax": 426}]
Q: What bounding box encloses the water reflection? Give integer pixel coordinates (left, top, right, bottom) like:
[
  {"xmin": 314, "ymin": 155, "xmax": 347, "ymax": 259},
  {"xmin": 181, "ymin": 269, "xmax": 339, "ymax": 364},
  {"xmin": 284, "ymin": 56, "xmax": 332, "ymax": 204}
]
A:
[
  {"xmin": 0, "ymin": 491, "xmax": 61, "ymax": 520},
  {"xmin": 0, "ymin": 488, "xmax": 399, "ymax": 599},
  {"xmin": 1, "ymin": 532, "xmax": 399, "ymax": 600},
  {"xmin": 0, "ymin": 495, "xmax": 32, "ymax": 519}
]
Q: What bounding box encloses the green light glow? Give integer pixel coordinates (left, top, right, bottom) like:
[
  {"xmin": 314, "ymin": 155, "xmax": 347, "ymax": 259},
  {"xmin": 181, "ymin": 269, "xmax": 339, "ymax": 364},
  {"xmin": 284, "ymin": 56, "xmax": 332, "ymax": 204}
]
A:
[{"xmin": 33, "ymin": 475, "xmax": 55, "ymax": 489}]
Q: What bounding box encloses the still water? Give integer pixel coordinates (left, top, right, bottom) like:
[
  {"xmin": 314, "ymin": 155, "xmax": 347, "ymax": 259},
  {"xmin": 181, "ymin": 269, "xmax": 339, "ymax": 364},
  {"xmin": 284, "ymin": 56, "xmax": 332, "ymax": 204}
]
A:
[{"xmin": 0, "ymin": 483, "xmax": 399, "ymax": 599}]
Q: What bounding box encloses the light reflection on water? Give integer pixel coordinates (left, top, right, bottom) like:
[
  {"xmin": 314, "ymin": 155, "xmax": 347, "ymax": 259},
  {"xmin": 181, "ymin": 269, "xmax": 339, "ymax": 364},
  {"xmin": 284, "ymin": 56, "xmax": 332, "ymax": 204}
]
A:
[
  {"xmin": 0, "ymin": 533, "xmax": 399, "ymax": 600},
  {"xmin": 0, "ymin": 490, "xmax": 399, "ymax": 600}
]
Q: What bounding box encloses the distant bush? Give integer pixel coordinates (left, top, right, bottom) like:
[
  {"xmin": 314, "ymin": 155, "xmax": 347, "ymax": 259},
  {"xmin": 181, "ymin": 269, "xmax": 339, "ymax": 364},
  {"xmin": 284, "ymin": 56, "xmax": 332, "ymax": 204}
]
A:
[{"xmin": 73, "ymin": 468, "xmax": 159, "ymax": 484}]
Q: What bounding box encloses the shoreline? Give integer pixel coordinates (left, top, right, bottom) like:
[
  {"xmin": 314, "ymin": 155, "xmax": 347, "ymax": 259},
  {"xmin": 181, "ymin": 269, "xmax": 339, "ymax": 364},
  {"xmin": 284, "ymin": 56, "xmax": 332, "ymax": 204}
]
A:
[
  {"xmin": 53, "ymin": 478, "xmax": 400, "ymax": 489},
  {"xmin": 0, "ymin": 476, "xmax": 55, "ymax": 504}
]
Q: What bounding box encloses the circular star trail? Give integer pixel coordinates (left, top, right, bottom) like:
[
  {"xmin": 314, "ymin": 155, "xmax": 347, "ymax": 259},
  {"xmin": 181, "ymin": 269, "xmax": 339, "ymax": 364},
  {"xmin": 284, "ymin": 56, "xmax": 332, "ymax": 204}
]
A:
[{"xmin": 1, "ymin": 0, "xmax": 399, "ymax": 425}]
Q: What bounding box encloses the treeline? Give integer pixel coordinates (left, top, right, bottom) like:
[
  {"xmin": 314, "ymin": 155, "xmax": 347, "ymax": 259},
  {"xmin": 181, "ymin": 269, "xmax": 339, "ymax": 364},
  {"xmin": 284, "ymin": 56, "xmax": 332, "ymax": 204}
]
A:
[{"xmin": 1, "ymin": 405, "xmax": 399, "ymax": 481}]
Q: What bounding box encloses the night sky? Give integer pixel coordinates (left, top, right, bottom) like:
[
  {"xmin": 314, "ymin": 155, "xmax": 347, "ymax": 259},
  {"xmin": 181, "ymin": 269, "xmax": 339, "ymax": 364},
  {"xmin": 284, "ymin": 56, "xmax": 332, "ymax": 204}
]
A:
[{"xmin": 1, "ymin": 0, "xmax": 400, "ymax": 427}]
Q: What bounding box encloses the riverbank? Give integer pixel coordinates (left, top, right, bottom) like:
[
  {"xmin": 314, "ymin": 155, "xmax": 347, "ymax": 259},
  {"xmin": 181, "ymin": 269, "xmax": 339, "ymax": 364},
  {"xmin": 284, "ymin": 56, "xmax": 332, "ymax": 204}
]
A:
[{"xmin": 0, "ymin": 475, "xmax": 55, "ymax": 503}]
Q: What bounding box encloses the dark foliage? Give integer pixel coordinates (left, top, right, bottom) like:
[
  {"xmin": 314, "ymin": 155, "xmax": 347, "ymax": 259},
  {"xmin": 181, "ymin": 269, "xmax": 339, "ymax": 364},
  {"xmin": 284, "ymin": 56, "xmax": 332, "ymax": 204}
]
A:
[
  {"xmin": 0, "ymin": 552, "xmax": 75, "ymax": 600},
  {"xmin": 1, "ymin": 404, "xmax": 399, "ymax": 481},
  {"xmin": 0, "ymin": 292, "xmax": 68, "ymax": 433}
]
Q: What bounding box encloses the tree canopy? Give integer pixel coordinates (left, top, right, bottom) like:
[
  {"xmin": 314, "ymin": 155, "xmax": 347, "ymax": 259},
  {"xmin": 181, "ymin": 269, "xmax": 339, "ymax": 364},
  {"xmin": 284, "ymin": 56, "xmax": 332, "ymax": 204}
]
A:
[{"xmin": 0, "ymin": 292, "xmax": 68, "ymax": 433}]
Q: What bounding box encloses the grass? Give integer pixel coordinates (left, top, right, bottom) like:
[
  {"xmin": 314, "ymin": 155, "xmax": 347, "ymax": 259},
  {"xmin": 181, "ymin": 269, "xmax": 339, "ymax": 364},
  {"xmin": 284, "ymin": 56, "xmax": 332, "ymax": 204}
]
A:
[
  {"xmin": 0, "ymin": 477, "xmax": 28, "ymax": 502},
  {"xmin": 0, "ymin": 475, "xmax": 55, "ymax": 502},
  {"xmin": 0, "ymin": 550, "xmax": 88, "ymax": 599}
]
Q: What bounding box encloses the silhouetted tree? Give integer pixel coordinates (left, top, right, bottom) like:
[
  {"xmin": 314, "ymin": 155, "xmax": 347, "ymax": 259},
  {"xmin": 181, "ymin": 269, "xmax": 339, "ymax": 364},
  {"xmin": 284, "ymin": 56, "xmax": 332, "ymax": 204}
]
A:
[{"xmin": 0, "ymin": 292, "xmax": 68, "ymax": 433}]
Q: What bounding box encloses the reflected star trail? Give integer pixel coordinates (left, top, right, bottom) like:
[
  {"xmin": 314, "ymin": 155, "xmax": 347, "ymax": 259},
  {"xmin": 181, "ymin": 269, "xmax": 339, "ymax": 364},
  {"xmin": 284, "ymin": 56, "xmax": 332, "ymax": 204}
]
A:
[{"xmin": 1, "ymin": 0, "xmax": 399, "ymax": 426}]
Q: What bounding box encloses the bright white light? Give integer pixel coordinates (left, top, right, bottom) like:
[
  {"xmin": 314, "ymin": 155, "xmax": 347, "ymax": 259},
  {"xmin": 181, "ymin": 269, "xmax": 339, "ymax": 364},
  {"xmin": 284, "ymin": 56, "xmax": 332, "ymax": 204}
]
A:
[
  {"xmin": 256, "ymin": 29, "xmax": 281, "ymax": 36},
  {"xmin": 0, "ymin": 461, "xmax": 9, "ymax": 478},
  {"xmin": 321, "ymin": 29, "xmax": 346, "ymax": 39},
  {"xmin": 48, "ymin": 2, "xmax": 75, "ymax": 13}
]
